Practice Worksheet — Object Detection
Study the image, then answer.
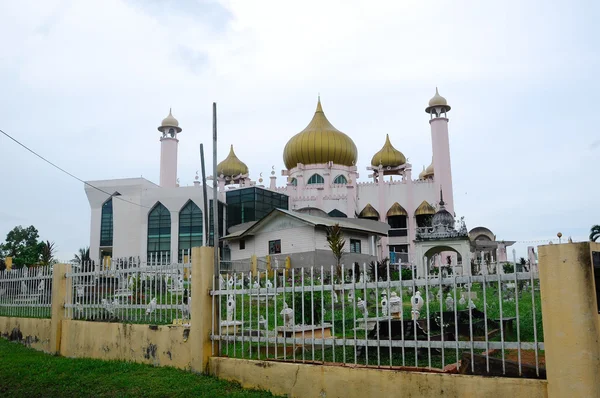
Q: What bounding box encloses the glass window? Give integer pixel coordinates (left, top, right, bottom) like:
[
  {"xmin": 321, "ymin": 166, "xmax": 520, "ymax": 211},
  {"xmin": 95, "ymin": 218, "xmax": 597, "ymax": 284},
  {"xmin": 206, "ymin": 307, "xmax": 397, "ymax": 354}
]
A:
[
  {"xmin": 290, "ymin": 178, "xmax": 297, "ymax": 186},
  {"xmin": 178, "ymin": 201, "xmax": 203, "ymax": 261},
  {"xmin": 100, "ymin": 198, "xmax": 113, "ymax": 247},
  {"xmin": 240, "ymin": 239, "xmax": 246, "ymax": 250},
  {"xmin": 388, "ymin": 215, "xmax": 407, "ymax": 229},
  {"xmin": 350, "ymin": 239, "xmax": 361, "ymax": 253},
  {"xmin": 269, "ymin": 239, "xmax": 281, "ymax": 254},
  {"xmin": 307, "ymin": 174, "xmax": 324, "ymax": 184},
  {"xmin": 147, "ymin": 202, "xmax": 171, "ymax": 263},
  {"xmin": 333, "ymin": 175, "xmax": 347, "ymax": 184}
]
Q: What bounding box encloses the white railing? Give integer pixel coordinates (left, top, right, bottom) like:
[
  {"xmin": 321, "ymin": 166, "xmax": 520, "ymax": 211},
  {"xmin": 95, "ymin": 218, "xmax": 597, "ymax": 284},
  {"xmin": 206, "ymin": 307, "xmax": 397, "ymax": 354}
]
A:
[
  {"xmin": 64, "ymin": 251, "xmax": 192, "ymax": 325},
  {"xmin": 0, "ymin": 265, "xmax": 53, "ymax": 318},
  {"xmin": 210, "ymin": 261, "xmax": 544, "ymax": 379}
]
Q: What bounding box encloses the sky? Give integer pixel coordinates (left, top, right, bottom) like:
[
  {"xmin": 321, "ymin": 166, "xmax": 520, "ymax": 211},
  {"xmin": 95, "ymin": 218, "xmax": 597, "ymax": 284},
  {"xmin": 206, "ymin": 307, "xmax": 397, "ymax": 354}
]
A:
[{"xmin": 0, "ymin": 0, "xmax": 598, "ymax": 261}]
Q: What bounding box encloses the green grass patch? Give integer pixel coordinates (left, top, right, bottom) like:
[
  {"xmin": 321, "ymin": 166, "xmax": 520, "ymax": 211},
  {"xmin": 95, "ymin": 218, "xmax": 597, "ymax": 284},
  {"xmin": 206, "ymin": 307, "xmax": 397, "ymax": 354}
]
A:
[{"xmin": 0, "ymin": 339, "xmax": 280, "ymax": 398}]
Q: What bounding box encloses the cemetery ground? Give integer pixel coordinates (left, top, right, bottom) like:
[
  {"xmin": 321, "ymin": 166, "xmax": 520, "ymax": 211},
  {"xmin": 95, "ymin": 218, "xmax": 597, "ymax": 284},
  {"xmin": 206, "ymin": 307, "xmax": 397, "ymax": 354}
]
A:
[{"xmin": 0, "ymin": 339, "xmax": 280, "ymax": 398}]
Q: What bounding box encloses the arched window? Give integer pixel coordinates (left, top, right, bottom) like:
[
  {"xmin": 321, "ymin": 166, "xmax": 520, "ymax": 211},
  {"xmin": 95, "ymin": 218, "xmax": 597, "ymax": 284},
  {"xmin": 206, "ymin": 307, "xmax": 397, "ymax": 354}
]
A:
[
  {"xmin": 290, "ymin": 178, "xmax": 298, "ymax": 186},
  {"xmin": 307, "ymin": 174, "xmax": 324, "ymax": 185},
  {"xmin": 333, "ymin": 175, "xmax": 347, "ymax": 184},
  {"xmin": 178, "ymin": 201, "xmax": 203, "ymax": 261},
  {"xmin": 147, "ymin": 202, "xmax": 171, "ymax": 263},
  {"xmin": 100, "ymin": 198, "xmax": 113, "ymax": 247}
]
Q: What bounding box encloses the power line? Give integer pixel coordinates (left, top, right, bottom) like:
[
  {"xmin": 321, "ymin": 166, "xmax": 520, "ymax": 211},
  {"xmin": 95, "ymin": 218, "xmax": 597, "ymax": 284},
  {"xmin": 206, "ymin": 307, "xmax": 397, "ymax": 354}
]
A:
[{"xmin": 0, "ymin": 128, "xmax": 150, "ymax": 209}]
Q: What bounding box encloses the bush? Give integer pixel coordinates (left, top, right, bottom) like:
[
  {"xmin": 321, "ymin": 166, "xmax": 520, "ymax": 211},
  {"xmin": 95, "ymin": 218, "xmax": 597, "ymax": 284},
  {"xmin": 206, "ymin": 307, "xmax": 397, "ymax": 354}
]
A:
[
  {"xmin": 502, "ymin": 262, "xmax": 515, "ymax": 274},
  {"xmin": 293, "ymin": 291, "xmax": 323, "ymax": 325}
]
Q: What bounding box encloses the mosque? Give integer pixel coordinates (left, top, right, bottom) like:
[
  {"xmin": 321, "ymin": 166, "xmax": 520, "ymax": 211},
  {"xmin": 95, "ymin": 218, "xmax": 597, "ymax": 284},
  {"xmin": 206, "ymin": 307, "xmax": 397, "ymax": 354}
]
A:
[{"xmin": 84, "ymin": 89, "xmax": 512, "ymax": 273}]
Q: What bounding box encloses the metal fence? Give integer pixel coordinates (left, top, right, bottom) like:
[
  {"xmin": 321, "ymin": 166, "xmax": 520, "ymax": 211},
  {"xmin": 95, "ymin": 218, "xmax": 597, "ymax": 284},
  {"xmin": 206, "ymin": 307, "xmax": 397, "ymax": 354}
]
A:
[
  {"xmin": 210, "ymin": 261, "xmax": 544, "ymax": 379},
  {"xmin": 0, "ymin": 265, "xmax": 53, "ymax": 318},
  {"xmin": 64, "ymin": 252, "xmax": 192, "ymax": 325}
]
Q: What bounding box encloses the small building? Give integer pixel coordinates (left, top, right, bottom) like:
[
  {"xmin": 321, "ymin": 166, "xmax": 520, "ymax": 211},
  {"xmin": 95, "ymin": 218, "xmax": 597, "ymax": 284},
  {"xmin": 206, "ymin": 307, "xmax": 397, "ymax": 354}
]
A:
[{"xmin": 223, "ymin": 208, "xmax": 389, "ymax": 269}]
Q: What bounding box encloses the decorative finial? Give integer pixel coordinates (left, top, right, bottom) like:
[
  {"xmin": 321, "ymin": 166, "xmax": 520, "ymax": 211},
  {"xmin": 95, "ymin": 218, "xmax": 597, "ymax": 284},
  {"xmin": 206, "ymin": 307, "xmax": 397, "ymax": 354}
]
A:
[
  {"xmin": 439, "ymin": 187, "xmax": 445, "ymax": 206},
  {"xmin": 271, "ymin": 165, "xmax": 275, "ymax": 176}
]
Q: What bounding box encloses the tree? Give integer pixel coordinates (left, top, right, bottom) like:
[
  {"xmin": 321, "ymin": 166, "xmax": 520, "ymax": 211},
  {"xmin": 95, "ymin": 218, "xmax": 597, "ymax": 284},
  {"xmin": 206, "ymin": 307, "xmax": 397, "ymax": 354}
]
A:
[
  {"xmin": 72, "ymin": 247, "xmax": 93, "ymax": 271},
  {"xmin": 590, "ymin": 225, "xmax": 600, "ymax": 242},
  {"xmin": 0, "ymin": 225, "xmax": 42, "ymax": 268},
  {"xmin": 39, "ymin": 241, "xmax": 57, "ymax": 266},
  {"xmin": 326, "ymin": 224, "xmax": 346, "ymax": 280}
]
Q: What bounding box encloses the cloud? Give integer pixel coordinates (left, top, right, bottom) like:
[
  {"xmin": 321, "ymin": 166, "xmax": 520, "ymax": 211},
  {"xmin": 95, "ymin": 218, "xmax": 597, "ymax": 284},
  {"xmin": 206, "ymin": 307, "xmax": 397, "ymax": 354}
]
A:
[{"xmin": 0, "ymin": 0, "xmax": 598, "ymax": 261}]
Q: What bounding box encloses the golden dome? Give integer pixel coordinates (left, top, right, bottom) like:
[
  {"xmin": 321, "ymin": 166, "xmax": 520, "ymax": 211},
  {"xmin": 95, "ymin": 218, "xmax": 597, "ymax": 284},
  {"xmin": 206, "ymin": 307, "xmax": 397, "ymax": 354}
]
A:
[
  {"xmin": 158, "ymin": 108, "xmax": 182, "ymax": 132},
  {"xmin": 415, "ymin": 200, "xmax": 436, "ymax": 216},
  {"xmin": 283, "ymin": 98, "xmax": 357, "ymax": 170},
  {"xmin": 421, "ymin": 159, "xmax": 434, "ymax": 179},
  {"xmin": 386, "ymin": 202, "xmax": 408, "ymax": 217},
  {"xmin": 425, "ymin": 88, "xmax": 451, "ymax": 114},
  {"xmin": 358, "ymin": 203, "xmax": 380, "ymax": 220},
  {"xmin": 371, "ymin": 134, "xmax": 406, "ymax": 168},
  {"xmin": 217, "ymin": 145, "xmax": 249, "ymax": 177},
  {"xmin": 418, "ymin": 166, "xmax": 427, "ymax": 179}
]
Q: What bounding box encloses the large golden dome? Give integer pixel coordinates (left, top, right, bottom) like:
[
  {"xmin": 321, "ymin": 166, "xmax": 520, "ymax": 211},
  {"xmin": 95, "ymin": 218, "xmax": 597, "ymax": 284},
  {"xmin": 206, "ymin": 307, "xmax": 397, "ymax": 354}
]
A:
[
  {"xmin": 217, "ymin": 145, "xmax": 249, "ymax": 177},
  {"xmin": 371, "ymin": 134, "xmax": 406, "ymax": 168},
  {"xmin": 283, "ymin": 99, "xmax": 357, "ymax": 170}
]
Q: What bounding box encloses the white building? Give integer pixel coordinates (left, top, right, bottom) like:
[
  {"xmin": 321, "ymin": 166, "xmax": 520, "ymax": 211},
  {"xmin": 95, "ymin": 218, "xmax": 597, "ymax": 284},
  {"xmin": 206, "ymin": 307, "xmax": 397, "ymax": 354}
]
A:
[{"xmin": 224, "ymin": 208, "xmax": 389, "ymax": 268}]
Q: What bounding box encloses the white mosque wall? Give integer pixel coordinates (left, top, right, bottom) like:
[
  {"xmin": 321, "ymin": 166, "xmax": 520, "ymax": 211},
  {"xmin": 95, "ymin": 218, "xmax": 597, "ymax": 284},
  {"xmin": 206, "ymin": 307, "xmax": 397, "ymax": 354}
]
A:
[{"xmin": 85, "ymin": 177, "xmax": 217, "ymax": 263}]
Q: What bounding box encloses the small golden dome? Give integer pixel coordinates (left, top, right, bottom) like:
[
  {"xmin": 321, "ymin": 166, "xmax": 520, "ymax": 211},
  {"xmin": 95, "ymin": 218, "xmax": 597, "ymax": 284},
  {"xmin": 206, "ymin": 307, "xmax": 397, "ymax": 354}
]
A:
[
  {"xmin": 158, "ymin": 108, "xmax": 182, "ymax": 132},
  {"xmin": 425, "ymin": 88, "xmax": 451, "ymax": 114},
  {"xmin": 421, "ymin": 159, "xmax": 434, "ymax": 179},
  {"xmin": 358, "ymin": 203, "xmax": 380, "ymax": 220},
  {"xmin": 283, "ymin": 98, "xmax": 358, "ymax": 170},
  {"xmin": 428, "ymin": 88, "xmax": 447, "ymax": 107},
  {"xmin": 371, "ymin": 134, "xmax": 406, "ymax": 168},
  {"xmin": 217, "ymin": 145, "xmax": 249, "ymax": 177},
  {"xmin": 386, "ymin": 202, "xmax": 408, "ymax": 217},
  {"xmin": 418, "ymin": 166, "xmax": 426, "ymax": 179},
  {"xmin": 415, "ymin": 200, "xmax": 436, "ymax": 216}
]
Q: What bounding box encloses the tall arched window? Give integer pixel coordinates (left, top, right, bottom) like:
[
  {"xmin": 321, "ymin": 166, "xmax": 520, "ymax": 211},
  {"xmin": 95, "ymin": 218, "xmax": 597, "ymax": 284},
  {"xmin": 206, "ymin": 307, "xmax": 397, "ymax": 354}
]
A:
[
  {"xmin": 307, "ymin": 174, "xmax": 324, "ymax": 184},
  {"xmin": 100, "ymin": 198, "xmax": 113, "ymax": 247},
  {"xmin": 333, "ymin": 175, "xmax": 347, "ymax": 184},
  {"xmin": 290, "ymin": 178, "xmax": 298, "ymax": 186},
  {"xmin": 147, "ymin": 202, "xmax": 171, "ymax": 263},
  {"xmin": 179, "ymin": 201, "xmax": 203, "ymax": 261}
]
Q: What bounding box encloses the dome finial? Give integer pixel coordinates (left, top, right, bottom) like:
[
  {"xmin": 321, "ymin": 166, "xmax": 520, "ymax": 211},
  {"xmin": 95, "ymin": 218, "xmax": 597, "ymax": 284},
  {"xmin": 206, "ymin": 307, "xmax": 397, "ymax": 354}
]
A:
[
  {"xmin": 439, "ymin": 187, "xmax": 445, "ymax": 206},
  {"xmin": 316, "ymin": 96, "xmax": 323, "ymax": 113},
  {"xmin": 426, "ymin": 87, "xmax": 451, "ymax": 114}
]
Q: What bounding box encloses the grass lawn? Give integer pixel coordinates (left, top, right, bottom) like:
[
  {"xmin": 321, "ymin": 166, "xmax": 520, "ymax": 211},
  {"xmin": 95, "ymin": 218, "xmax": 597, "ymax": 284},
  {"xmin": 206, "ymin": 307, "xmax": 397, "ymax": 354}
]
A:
[{"xmin": 0, "ymin": 339, "xmax": 279, "ymax": 398}]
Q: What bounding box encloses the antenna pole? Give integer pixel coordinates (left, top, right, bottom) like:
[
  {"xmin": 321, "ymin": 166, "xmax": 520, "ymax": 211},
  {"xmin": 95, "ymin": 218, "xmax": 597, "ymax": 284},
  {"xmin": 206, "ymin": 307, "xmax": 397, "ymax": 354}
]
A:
[
  {"xmin": 212, "ymin": 102, "xmax": 219, "ymax": 277},
  {"xmin": 200, "ymin": 144, "xmax": 209, "ymax": 244}
]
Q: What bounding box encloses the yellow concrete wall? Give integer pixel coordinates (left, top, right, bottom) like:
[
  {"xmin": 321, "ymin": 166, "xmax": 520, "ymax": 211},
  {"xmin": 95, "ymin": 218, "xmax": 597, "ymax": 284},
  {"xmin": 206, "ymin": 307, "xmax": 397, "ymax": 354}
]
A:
[
  {"xmin": 0, "ymin": 317, "xmax": 52, "ymax": 352},
  {"xmin": 210, "ymin": 357, "xmax": 548, "ymax": 398},
  {"xmin": 538, "ymin": 242, "xmax": 600, "ymax": 398},
  {"xmin": 60, "ymin": 320, "xmax": 192, "ymax": 370}
]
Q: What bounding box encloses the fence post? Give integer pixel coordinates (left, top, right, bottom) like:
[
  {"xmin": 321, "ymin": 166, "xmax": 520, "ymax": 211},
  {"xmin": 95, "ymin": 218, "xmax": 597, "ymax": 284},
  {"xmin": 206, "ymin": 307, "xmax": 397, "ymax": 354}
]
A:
[
  {"xmin": 538, "ymin": 242, "xmax": 600, "ymax": 398},
  {"xmin": 190, "ymin": 246, "xmax": 215, "ymax": 374},
  {"xmin": 50, "ymin": 263, "xmax": 70, "ymax": 354},
  {"xmin": 251, "ymin": 255, "xmax": 257, "ymax": 278}
]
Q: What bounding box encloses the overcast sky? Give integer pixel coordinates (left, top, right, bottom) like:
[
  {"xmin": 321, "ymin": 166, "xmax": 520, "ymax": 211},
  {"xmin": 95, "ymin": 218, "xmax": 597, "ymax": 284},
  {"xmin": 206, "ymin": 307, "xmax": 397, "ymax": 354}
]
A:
[{"xmin": 0, "ymin": 0, "xmax": 598, "ymax": 261}]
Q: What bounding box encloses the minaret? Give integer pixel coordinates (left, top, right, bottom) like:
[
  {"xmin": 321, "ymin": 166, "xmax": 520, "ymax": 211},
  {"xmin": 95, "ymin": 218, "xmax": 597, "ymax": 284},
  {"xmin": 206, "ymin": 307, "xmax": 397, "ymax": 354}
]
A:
[
  {"xmin": 425, "ymin": 88, "xmax": 454, "ymax": 214},
  {"xmin": 158, "ymin": 109, "xmax": 182, "ymax": 188}
]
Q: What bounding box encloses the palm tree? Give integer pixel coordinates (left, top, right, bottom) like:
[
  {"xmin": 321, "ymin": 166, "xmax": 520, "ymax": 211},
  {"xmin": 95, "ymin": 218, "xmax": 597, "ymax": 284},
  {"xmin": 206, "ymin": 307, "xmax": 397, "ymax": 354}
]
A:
[
  {"xmin": 39, "ymin": 241, "xmax": 56, "ymax": 266},
  {"xmin": 590, "ymin": 225, "xmax": 600, "ymax": 242},
  {"xmin": 73, "ymin": 246, "xmax": 92, "ymax": 270},
  {"xmin": 326, "ymin": 224, "xmax": 346, "ymax": 280}
]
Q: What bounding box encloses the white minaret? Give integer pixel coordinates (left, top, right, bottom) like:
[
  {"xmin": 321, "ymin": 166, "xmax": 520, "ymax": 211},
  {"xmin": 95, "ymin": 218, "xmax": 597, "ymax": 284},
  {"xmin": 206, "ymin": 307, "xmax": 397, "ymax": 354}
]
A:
[
  {"xmin": 158, "ymin": 109, "xmax": 182, "ymax": 188},
  {"xmin": 425, "ymin": 88, "xmax": 454, "ymax": 215}
]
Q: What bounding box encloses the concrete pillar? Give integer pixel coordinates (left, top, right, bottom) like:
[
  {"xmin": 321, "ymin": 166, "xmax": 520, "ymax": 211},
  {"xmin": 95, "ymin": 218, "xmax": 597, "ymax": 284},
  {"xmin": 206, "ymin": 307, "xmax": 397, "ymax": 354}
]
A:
[
  {"xmin": 538, "ymin": 242, "xmax": 600, "ymax": 398},
  {"xmin": 50, "ymin": 263, "xmax": 71, "ymax": 354},
  {"xmin": 190, "ymin": 246, "xmax": 216, "ymax": 374}
]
